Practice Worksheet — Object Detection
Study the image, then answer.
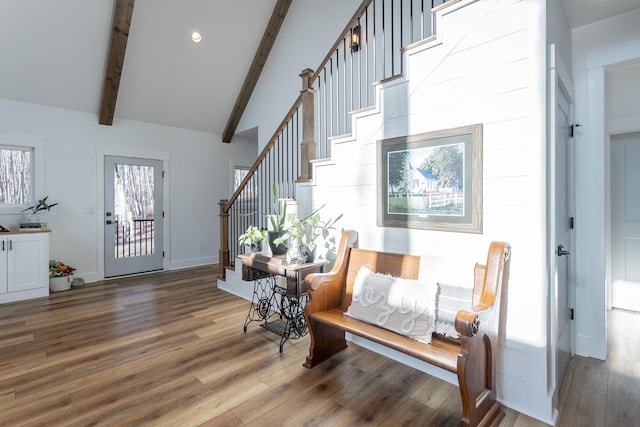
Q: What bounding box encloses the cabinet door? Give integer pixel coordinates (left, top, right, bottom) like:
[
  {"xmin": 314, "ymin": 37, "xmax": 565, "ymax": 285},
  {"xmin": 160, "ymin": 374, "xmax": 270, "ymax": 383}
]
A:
[
  {"xmin": 7, "ymin": 234, "xmax": 48, "ymax": 292},
  {"xmin": 0, "ymin": 237, "xmax": 7, "ymax": 294}
]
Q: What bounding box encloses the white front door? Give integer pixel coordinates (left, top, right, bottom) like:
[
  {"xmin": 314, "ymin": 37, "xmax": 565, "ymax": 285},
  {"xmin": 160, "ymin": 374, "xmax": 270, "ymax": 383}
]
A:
[
  {"xmin": 611, "ymin": 132, "xmax": 640, "ymax": 312},
  {"xmin": 104, "ymin": 156, "xmax": 164, "ymax": 278},
  {"xmin": 555, "ymin": 77, "xmax": 573, "ymax": 388}
]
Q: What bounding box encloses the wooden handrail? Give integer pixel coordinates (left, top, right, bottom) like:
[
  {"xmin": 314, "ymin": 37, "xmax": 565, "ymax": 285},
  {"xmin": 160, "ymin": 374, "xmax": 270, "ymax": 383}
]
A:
[
  {"xmin": 309, "ymin": 0, "xmax": 373, "ymax": 84},
  {"xmin": 221, "ymin": 93, "xmax": 303, "ymax": 211},
  {"xmin": 218, "ymin": 199, "xmax": 230, "ymax": 275}
]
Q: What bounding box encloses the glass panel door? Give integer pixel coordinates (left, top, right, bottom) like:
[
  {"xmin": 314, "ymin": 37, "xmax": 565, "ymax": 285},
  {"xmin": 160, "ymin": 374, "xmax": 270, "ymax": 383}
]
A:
[{"xmin": 104, "ymin": 156, "xmax": 164, "ymax": 277}]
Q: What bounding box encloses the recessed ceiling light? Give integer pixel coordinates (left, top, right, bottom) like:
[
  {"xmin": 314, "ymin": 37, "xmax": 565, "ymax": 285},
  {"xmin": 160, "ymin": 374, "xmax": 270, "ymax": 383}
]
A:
[{"xmin": 192, "ymin": 32, "xmax": 202, "ymax": 43}]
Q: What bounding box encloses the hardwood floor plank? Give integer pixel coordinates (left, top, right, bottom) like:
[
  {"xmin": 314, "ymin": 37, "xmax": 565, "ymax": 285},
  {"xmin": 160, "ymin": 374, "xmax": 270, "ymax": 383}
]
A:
[
  {"xmin": 329, "ymin": 360, "xmax": 425, "ymax": 425},
  {"xmin": 380, "ymin": 397, "xmax": 438, "ymax": 426},
  {"xmin": 158, "ymin": 375, "xmax": 270, "ymax": 426},
  {"xmin": 410, "ymin": 374, "xmax": 457, "ymax": 410},
  {"xmin": 605, "ymin": 355, "xmax": 640, "ymax": 424},
  {"xmin": 199, "ymin": 410, "xmax": 244, "ymax": 426},
  {"xmin": 67, "ymin": 373, "xmax": 202, "ymax": 426},
  {"xmin": 563, "ymin": 356, "xmax": 608, "ymax": 414},
  {"xmin": 0, "ymin": 331, "xmax": 33, "ymax": 349},
  {"xmin": 423, "ymin": 387, "xmax": 462, "ymax": 427}
]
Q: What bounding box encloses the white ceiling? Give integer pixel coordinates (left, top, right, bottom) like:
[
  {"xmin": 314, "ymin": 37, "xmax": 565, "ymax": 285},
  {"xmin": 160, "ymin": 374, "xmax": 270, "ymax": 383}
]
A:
[
  {"xmin": 562, "ymin": 0, "xmax": 640, "ymax": 28},
  {"xmin": 0, "ymin": 0, "xmax": 277, "ymax": 135},
  {"xmin": 1, "ymin": 0, "xmax": 639, "ymax": 136}
]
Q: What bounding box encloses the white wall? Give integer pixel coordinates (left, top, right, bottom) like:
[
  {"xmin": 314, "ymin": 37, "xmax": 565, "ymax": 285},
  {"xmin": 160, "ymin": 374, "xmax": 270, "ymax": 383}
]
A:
[
  {"xmin": 572, "ymin": 8, "xmax": 640, "ymax": 359},
  {"xmin": 295, "ymin": 0, "xmax": 555, "ymax": 423},
  {"xmin": 238, "ymin": 0, "xmax": 361, "ymax": 149},
  {"xmin": 606, "ymin": 61, "xmax": 640, "ymax": 132},
  {"xmin": 606, "ymin": 61, "xmax": 640, "ymax": 307},
  {"xmin": 0, "ymin": 98, "xmax": 257, "ymax": 282},
  {"xmin": 547, "ymin": 0, "xmax": 572, "ymax": 75}
]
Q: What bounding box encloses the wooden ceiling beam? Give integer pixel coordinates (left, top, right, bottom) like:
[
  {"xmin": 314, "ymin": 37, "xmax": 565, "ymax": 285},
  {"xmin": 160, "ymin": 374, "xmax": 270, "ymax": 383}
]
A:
[
  {"xmin": 222, "ymin": 0, "xmax": 292, "ymax": 143},
  {"xmin": 99, "ymin": 0, "xmax": 135, "ymax": 126}
]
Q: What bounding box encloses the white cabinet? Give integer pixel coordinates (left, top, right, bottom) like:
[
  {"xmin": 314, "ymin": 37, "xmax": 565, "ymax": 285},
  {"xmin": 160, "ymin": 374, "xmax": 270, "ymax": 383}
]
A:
[{"xmin": 0, "ymin": 232, "xmax": 49, "ymax": 304}]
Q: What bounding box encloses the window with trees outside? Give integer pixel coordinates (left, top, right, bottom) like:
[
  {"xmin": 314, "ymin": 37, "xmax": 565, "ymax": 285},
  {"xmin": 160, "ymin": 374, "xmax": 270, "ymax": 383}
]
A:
[
  {"xmin": 0, "ymin": 145, "xmax": 34, "ymax": 206},
  {"xmin": 234, "ymin": 166, "xmax": 249, "ymax": 191}
]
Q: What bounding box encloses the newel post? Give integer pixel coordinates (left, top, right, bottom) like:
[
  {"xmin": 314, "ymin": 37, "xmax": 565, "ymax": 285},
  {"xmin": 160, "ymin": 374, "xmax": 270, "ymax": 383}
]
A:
[
  {"xmin": 298, "ymin": 68, "xmax": 316, "ymax": 181},
  {"xmin": 218, "ymin": 199, "xmax": 230, "ymax": 279}
]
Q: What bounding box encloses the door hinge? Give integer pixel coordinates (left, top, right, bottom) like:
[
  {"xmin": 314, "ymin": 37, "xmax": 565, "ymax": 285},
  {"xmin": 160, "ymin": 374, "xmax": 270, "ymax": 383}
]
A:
[
  {"xmin": 163, "ymin": 251, "xmax": 165, "ymax": 258},
  {"xmin": 162, "ymin": 170, "xmax": 166, "ymax": 178},
  {"xmin": 569, "ymin": 217, "xmax": 574, "ymax": 229},
  {"xmin": 569, "ymin": 308, "xmax": 574, "ymax": 320},
  {"xmin": 162, "ymin": 211, "xmax": 165, "ymax": 218}
]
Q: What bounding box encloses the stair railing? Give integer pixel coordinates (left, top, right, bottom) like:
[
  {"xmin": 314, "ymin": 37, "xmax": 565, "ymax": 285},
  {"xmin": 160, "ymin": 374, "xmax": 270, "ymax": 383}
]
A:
[
  {"xmin": 219, "ymin": 0, "xmax": 452, "ymax": 276},
  {"xmin": 312, "ymin": 0, "xmax": 450, "ymax": 158},
  {"xmin": 219, "ymin": 92, "xmax": 305, "ymax": 274}
]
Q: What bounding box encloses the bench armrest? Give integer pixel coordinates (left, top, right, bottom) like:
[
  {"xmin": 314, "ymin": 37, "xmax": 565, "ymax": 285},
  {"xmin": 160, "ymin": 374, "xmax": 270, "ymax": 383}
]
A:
[
  {"xmin": 454, "ymin": 309, "xmax": 480, "ymax": 337},
  {"xmin": 454, "ymin": 302, "xmax": 495, "ymax": 337},
  {"xmin": 304, "ymin": 230, "xmax": 358, "ymax": 314},
  {"xmin": 455, "ymin": 241, "xmax": 510, "ymax": 338}
]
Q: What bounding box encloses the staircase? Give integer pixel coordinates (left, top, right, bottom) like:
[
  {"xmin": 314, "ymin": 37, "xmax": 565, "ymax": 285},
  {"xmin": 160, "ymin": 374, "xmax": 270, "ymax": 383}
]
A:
[
  {"xmin": 217, "ymin": 1, "xmax": 554, "ymax": 423},
  {"xmin": 218, "ymin": 0, "xmax": 452, "ymax": 279}
]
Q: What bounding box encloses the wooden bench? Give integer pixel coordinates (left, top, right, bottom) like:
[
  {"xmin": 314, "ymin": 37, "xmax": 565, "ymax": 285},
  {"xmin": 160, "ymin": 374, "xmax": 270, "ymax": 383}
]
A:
[{"xmin": 302, "ymin": 230, "xmax": 511, "ymax": 427}]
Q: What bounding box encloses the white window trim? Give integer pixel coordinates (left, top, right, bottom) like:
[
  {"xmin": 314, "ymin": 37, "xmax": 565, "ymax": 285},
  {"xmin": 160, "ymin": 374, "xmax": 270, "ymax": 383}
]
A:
[
  {"xmin": 232, "ymin": 165, "xmax": 250, "ymax": 193},
  {"xmin": 0, "ymin": 135, "xmax": 45, "ymax": 215}
]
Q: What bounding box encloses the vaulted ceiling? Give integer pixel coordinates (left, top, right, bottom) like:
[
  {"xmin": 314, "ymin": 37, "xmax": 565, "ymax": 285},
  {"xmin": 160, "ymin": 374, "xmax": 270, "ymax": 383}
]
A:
[
  {"xmin": 1, "ymin": 0, "xmax": 639, "ymax": 137},
  {"xmin": 0, "ymin": 0, "xmax": 280, "ymax": 135}
]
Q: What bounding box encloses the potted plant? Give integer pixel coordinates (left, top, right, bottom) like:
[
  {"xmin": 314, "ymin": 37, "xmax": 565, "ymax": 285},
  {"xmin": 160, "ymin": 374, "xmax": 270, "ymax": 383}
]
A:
[
  {"xmin": 267, "ymin": 183, "xmax": 290, "ymax": 255},
  {"xmin": 49, "ymin": 260, "xmax": 75, "ymax": 292},
  {"xmin": 298, "ymin": 211, "xmax": 343, "ymax": 262},
  {"xmin": 238, "ymin": 225, "xmax": 267, "ymax": 253},
  {"xmin": 274, "ymin": 205, "xmax": 342, "ymax": 263},
  {"xmin": 22, "ymin": 195, "xmax": 58, "ymax": 223}
]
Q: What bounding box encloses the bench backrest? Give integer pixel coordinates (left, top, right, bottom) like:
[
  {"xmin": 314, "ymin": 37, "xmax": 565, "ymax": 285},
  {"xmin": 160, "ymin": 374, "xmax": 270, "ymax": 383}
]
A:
[
  {"xmin": 340, "ymin": 248, "xmax": 489, "ymax": 310},
  {"xmin": 339, "ymin": 242, "xmax": 509, "ymax": 320},
  {"xmin": 319, "ymin": 231, "xmax": 510, "ymax": 338},
  {"xmin": 341, "ymin": 248, "xmax": 421, "ymax": 309}
]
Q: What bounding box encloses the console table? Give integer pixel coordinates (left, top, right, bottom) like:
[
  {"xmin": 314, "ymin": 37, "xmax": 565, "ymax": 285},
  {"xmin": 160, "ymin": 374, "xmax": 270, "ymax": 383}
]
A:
[{"xmin": 237, "ymin": 253, "xmax": 326, "ymax": 352}]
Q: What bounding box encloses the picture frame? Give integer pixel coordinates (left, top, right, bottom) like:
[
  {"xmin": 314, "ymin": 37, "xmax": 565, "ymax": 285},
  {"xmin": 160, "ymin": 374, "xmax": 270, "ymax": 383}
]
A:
[{"xmin": 377, "ymin": 124, "xmax": 482, "ymax": 233}]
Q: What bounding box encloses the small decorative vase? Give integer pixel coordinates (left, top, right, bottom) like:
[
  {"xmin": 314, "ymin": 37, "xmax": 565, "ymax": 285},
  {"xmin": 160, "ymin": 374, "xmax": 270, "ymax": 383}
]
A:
[
  {"xmin": 50, "ymin": 276, "xmax": 71, "ymax": 292},
  {"xmin": 299, "ymin": 245, "xmax": 316, "ymax": 263},
  {"xmin": 30, "ymin": 214, "xmax": 40, "ymax": 223},
  {"xmin": 286, "ymin": 242, "xmax": 301, "ymax": 264}
]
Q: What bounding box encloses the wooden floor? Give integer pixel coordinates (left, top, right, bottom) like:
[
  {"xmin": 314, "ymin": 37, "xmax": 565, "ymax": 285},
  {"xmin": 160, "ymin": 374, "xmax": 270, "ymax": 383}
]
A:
[
  {"xmin": 0, "ymin": 266, "xmax": 637, "ymax": 426},
  {"xmin": 556, "ymin": 307, "xmax": 640, "ymax": 426}
]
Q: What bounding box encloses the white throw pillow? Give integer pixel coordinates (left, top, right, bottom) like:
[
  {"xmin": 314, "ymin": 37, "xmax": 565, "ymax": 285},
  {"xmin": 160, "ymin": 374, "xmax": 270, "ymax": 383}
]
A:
[{"xmin": 345, "ymin": 266, "xmax": 438, "ymax": 343}]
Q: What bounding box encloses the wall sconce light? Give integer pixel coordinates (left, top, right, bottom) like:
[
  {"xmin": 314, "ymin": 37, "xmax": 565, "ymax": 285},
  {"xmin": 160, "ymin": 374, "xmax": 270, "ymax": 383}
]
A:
[{"xmin": 350, "ymin": 25, "xmax": 361, "ymax": 52}]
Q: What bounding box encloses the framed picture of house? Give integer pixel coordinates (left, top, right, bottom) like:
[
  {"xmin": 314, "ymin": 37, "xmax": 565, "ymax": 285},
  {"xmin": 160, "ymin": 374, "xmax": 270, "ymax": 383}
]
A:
[{"xmin": 377, "ymin": 124, "xmax": 482, "ymax": 233}]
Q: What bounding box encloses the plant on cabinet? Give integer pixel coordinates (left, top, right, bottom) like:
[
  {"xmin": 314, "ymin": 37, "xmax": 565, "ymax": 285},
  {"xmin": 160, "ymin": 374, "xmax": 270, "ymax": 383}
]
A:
[
  {"xmin": 238, "ymin": 226, "xmax": 267, "ymax": 253},
  {"xmin": 266, "ymin": 183, "xmax": 290, "ymax": 255},
  {"xmin": 22, "ymin": 195, "xmax": 58, "ymax": 223},
  {"xmin": 274, "ymin": 206, "xmax": 342, "ymax": 263}
]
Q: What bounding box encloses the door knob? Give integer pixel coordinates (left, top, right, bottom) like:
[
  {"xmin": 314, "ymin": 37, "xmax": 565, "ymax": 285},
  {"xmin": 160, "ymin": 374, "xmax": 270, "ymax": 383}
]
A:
[{"xmin": 557, "ymin": 244, "xmax": 570, "ymax": 256}]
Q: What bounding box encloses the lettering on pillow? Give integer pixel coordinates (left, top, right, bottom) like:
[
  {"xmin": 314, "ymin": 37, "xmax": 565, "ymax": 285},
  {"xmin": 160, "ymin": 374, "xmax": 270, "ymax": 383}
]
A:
[{"xmin": 345, "ymin": 266, "xmax": 438, "ymax": 343}]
